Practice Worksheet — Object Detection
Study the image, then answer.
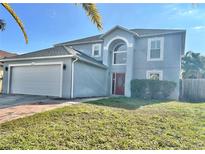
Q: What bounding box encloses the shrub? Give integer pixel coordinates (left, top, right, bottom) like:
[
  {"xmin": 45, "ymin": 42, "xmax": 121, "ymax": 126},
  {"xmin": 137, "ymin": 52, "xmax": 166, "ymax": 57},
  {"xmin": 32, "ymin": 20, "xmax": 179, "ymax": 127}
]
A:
[{"xmin": 131, "ymin": 79, "xmax": 176, "ymax": 99}]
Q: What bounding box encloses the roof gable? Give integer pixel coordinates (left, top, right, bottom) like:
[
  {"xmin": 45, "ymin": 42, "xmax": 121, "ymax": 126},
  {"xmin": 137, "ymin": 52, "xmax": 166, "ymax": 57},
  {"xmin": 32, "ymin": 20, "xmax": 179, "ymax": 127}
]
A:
[{"xmin": 99, "ymin": 25, "xmax": 139, "ymax": 38}]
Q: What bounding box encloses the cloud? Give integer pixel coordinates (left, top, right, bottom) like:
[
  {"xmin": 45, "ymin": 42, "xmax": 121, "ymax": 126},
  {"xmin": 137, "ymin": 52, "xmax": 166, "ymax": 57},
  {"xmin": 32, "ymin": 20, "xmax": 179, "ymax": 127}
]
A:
[
  {"xmin": 178, "ymin": 10, "xmax": 194, "ymax": 16},
  {"xmin": 171, "ymin": 7, "xmax": 196, "ymax": 16},
  {"xmin": 192, "ymin": 26, "xmax": 205, "ymax": 30},
  {"xmin": 48, "ymin": 9, "xmax": 57, "ymax": 19},
  {"xmin": 163, "ymin": 4, "xmax": 205, "ymax": 19}
]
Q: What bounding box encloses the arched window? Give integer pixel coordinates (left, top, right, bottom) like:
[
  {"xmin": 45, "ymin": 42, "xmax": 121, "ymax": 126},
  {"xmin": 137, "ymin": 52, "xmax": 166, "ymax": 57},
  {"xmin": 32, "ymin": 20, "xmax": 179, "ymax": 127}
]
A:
[{"xmin": 113, "ymin": 43, "xmax": 127, "ymax": 65}]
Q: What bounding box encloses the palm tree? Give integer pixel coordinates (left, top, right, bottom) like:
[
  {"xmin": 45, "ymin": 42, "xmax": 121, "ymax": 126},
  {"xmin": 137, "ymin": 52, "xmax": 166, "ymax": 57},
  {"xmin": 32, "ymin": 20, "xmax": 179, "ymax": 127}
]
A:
[
  {"xmin": 1, "ymin": 3, "xmax": 28, "ymax": 44},
  {"xmin": 80, "ymin": 3, "xmax": 102, "ymax": 30},
  {"xmin": 0, "ymin": 3, "xmax": 102, "ymax": 44}
]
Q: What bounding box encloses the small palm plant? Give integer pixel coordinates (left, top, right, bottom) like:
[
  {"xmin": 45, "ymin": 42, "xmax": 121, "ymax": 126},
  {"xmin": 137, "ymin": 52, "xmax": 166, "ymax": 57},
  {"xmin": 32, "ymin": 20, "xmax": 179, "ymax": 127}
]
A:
[{"xmin": 0, "ymin": 3, "xmax": 102, "ymax": 44}]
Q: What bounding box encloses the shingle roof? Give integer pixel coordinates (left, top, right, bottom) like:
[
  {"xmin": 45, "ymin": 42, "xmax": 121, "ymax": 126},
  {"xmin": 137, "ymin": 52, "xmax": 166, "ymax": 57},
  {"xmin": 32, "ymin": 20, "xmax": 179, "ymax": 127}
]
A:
[
  {"xmin": 75, "ymin": 49, "xmax": 103, "ymax": 64},
  {"xmin": 6, "ymin": 46, "xmax": 71, "ymax": 59},
  {"xmin": 130, "ymin": 29, "xmax": 185, "ymax": 36},
  {"xmin": 1, "ymin": 46, "xmax": 105, "ymax": 67},
  {"xmin": 0, "ymin": 50, "xmax": 17, "ymax": 65},
  {"xmin": 55, "ymin": 27, "xmax": 185, "ymax": 46},
  {"xmin": 1, "ymin": 26, "xmax": 185, "ymax": 67},
  {"xmin": 59, "ymin": 34, "xmax": 102, "ymax": 45},
  {"xmin": 0, "ymin": 50, "xmax": 17, "ymax": 58}
]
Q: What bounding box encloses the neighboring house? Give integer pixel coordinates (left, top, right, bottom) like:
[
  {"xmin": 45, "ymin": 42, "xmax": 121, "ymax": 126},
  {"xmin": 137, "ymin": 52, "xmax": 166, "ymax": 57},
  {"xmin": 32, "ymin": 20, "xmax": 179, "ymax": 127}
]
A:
[
  {"xmin": 0, "ymin": 26, "xmax": 186, "ymax": 99},
  {"xmin": 0, "ymin": 50, "xmax": 17, "ymax": 93}
]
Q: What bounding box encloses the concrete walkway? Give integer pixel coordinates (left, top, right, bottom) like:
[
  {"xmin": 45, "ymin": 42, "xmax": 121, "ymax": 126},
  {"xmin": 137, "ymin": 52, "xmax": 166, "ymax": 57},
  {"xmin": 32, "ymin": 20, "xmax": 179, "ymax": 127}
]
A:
[{"xmin": 0, "ymin": 96, "xmax": 107, "ymax": 124}]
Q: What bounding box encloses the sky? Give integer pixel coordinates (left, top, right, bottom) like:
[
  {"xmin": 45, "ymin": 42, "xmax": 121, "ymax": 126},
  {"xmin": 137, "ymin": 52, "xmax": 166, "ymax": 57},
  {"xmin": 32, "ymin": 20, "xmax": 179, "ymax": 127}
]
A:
[{"xmin": 1, "ymin": 3, "xmax": 205, "ymax": 55}]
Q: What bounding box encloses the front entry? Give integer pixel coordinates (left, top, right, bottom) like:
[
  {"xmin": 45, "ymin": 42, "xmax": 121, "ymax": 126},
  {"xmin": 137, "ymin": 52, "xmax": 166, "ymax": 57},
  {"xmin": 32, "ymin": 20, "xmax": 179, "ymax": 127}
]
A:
[{"xmin": 112, "ymin": 73, "xmax": 125, "ymax": 95}]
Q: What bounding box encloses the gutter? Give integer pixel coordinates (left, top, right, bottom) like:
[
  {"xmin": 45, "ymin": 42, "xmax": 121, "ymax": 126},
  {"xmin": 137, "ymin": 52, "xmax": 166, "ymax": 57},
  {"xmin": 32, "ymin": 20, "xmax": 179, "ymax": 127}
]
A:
[
  {"xmin": 139, "ymin": 31, "xmax": 186, "ymax": 38},
  {"xmin": 71, "ymin": 57, "xmax": 79, "ymax": 99},
  {"xmin": 0, "ymin": 55, "xmax": 74, "ymax": 62},
  {"xmin": 78, "ymin": 57, "xmax": 107, "ymax": 69}
]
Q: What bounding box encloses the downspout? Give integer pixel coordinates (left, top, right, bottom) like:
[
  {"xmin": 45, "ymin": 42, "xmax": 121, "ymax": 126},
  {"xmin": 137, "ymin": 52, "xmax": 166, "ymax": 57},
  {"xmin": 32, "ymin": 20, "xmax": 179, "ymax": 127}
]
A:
[{"xmin": 71, "ymin": 57, "xmax": 78, "ymax": 99}]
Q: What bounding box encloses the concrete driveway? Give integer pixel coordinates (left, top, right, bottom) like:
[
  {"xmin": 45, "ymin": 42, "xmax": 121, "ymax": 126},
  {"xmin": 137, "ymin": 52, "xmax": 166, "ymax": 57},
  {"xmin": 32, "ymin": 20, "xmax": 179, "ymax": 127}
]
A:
[
  {"xmin": 0, "ymin": 94, "xmax": 106, "ymax": 123},
  {"xmin": 0, "ymin": 94, "xmax": 51, "ymax": 109},
  {"xmin": 0, "ymin": 94, "xmax": 80, "ymax": 124}
]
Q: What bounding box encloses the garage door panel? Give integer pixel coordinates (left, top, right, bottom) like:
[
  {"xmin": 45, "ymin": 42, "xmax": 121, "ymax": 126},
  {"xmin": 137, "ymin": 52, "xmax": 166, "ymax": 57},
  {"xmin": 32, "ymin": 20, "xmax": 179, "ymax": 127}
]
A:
[{"xmin": 10, "ymin": 64, "xmax": 62, "ymax": 97}]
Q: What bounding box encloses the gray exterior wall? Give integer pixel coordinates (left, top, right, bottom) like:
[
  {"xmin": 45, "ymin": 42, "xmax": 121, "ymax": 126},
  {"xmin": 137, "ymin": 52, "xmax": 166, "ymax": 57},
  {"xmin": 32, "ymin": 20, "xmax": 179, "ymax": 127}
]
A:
[
  {"xmin": 133, "ymin": 33, "xmax": 183, "ymax": 99},
  {"xmin": 65, "ymin": 28, "xmax": 184, "ymax": 99},
  {"xmin": 68, "ymin": 43, "xmax": 103, "ymax": 62},
  {"xmin": 2, "ymin": 58, "xmax": 72, "ymax": 98},
  {"xmin": 73, "ymin": 60, "xmax": 107, "ymax": 98}
]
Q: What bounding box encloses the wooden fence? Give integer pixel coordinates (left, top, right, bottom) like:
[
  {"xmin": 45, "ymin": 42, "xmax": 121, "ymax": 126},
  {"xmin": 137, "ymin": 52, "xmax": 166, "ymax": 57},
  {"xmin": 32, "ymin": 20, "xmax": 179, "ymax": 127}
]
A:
[{"xmin": 181, "ymin": 79, "xmax": 205, "ymax": 101}]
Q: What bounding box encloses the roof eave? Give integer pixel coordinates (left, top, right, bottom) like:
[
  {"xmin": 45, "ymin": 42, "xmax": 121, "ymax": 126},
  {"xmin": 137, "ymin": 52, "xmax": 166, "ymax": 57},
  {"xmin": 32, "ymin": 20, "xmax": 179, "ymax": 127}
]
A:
[
  {"xmin": 77, "ymin": 56, "xmax": 107, "ymax": 69},
  {"xmin": 139, "ymin": 31, "xmax": 186, "ymax": 38},
  {"xmin": 54, "ymin": 40, "xmax": 103, "ymax": 47}
]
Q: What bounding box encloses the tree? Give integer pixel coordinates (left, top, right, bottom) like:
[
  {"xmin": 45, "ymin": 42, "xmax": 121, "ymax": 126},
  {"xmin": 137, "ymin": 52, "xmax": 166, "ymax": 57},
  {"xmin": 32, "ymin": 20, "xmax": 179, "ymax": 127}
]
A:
[
  {"xmin": 182, "ymin": 51, "xmax": 204, "ymax": 79},
  {"xmin": 0, "ymin": 19, "xmax": 6, "ymax": 31},
  {"xmin": 0, "ymin": 3, "xmax": 102, "ymax": 44}
]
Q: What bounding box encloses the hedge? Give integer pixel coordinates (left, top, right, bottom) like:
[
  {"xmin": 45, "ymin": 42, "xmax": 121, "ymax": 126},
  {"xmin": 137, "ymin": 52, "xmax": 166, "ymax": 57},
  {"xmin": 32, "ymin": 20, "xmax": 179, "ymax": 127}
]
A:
[{"xmin": 131, "ymin": 79, "xmax": 176, "ymax": 99}]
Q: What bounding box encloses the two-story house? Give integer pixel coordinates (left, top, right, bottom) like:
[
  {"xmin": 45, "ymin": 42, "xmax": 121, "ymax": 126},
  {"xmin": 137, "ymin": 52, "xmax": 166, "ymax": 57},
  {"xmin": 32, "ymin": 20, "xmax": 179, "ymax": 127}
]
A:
[{"xmin": 0, "ymin": 26, "xmax": 186, "ymax": 99}]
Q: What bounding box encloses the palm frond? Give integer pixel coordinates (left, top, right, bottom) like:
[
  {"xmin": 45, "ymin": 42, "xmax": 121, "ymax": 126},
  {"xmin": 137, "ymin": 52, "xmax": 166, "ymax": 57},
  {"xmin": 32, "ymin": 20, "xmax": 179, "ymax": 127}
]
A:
[
  {"xmin": 1, "ymin": 3, "xmax": 28, "ymax": 44},
  {"xmin": 81, "ymin": 3, "xmax": 102, "ymax": 30}
]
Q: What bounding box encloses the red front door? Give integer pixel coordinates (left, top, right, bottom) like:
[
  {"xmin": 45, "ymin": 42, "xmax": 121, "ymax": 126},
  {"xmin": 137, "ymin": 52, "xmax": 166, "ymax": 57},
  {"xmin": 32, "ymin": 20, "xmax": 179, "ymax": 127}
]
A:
[{"xmin": 112, "ymin": 73, "xmax": 125, "ymax": 95}]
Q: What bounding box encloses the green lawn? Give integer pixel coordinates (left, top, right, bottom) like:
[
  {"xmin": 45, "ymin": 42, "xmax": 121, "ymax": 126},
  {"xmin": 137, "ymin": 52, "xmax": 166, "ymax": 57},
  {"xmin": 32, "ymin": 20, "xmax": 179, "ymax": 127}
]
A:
[{"xmin": 0, "ymin": 97, "xmax": 205, "ymax": 150}]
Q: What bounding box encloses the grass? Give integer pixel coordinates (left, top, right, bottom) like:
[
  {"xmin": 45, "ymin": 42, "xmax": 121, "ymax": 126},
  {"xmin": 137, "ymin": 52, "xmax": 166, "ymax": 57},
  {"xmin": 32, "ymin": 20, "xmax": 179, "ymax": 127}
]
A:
[
  {"xmin": 0, "ymin": 97, "xmax": 205, "ymax": 150},
  {"xmin": 83, "ymin": 97, "xmax": 168, "ymax": 110}
]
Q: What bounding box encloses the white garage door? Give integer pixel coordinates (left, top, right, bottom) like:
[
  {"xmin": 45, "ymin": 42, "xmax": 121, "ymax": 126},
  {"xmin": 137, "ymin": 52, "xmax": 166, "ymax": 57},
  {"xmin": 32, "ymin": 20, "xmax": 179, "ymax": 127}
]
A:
[{"xmin": 10, "ymin": 64, "xmax": 62, "ymax": 97}]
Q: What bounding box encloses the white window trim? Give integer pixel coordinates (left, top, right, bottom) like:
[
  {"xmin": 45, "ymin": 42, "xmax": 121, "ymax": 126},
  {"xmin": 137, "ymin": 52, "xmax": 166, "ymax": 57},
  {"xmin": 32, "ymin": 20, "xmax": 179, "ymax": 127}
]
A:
[
  {"xmin": 112, "ymin": 43, "xmax": 127, "ymax": 66},
  {"xmin": 92, "ymin": 44, "xmax": 101, "ymax": 57},
  {"xmin": 146, "ymin": 70, "xmax": 163, "ymax": 80},
  {"xmin": 112, "ymin": 50, "xmax": 127, "ymax": 65},
  {"xmin": 147, "ymin": 37, "xmax": 164, "ymax": 61}
]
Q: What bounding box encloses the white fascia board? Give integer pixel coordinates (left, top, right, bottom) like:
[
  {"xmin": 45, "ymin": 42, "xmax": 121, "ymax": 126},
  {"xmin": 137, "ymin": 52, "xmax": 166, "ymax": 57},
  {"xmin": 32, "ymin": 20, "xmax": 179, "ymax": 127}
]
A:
[
  {"xmin": 139, "ymin": 31, "xmax": 186, "ymax": 38},
  {"xmin": 78, "ymin": 57, "xmax": 107, "ymax": 69},
  {"xmin": 0, "ymin": 55, "xmax": 74, "ymax": 62}
]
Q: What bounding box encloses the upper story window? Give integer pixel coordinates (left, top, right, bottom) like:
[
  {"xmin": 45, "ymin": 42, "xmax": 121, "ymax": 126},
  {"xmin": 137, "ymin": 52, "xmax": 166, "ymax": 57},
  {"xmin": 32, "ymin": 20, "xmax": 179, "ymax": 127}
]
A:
[
  {"xmin": 113, "ymin": 43, "xmax": 127, "ymax": 65},
  {"xmin": 146, "ymin": 70, "xmax": 163, "ymax": 80},
  {"xmin": 92, "ymin": 44, "xmax": 101, "ymax": 57},
  {"xmin": 147, "ymin": 37, "xmax": 164, "ymax": 61}
]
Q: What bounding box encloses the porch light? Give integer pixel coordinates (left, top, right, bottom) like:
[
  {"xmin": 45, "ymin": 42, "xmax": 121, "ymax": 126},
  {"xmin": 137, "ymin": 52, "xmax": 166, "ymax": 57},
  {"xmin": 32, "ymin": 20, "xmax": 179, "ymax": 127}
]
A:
[
  {"xmin": 5, "ymin": 66, "xmax": 8, "ymax": 71},
  {"xmin": 63, "ymin": 64, "xmax": 66, "ymax": 70}
]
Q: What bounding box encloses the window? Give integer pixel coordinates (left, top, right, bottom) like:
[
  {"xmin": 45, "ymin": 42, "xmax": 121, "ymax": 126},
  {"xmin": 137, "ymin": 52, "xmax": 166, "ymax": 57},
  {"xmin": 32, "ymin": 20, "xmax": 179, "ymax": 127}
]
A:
[
  {"xmin": 146, "ymin": 70, "xmax": 163, "ymax": 80},
  {"xmin": 113, "ymin": 43, "xmax": 127, "ymax": 65},
  {"xmin": 147, "ymin": 37, "xmax": 164, "ymax": 61},
  {"xmin": 92, "ymin": 44, "xmax": 101, "ymax": 57}
]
